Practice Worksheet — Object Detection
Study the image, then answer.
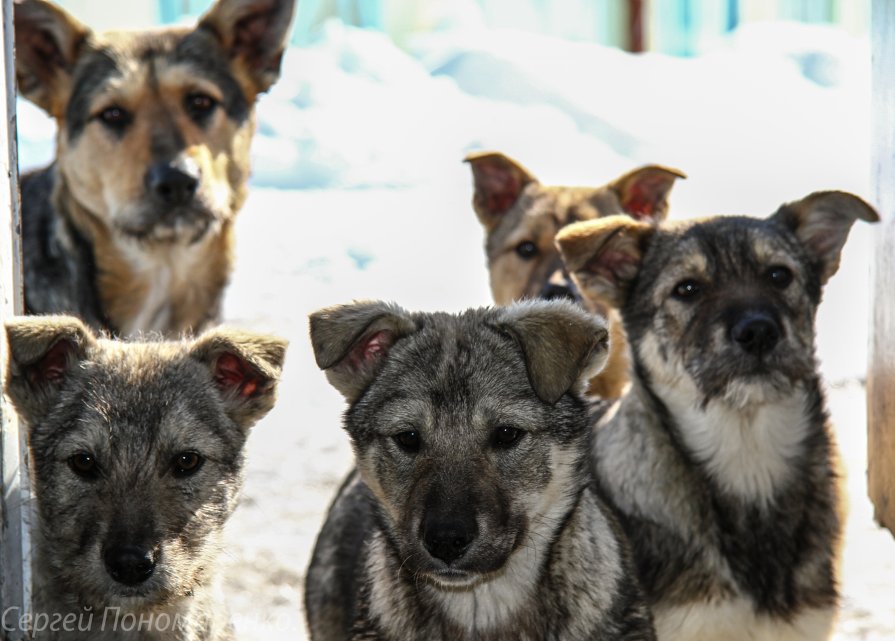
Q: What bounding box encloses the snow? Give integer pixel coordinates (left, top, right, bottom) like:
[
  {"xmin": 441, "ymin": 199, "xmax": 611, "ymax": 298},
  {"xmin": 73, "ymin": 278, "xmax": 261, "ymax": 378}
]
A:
[{"xmin": 15, "ymin": 19, "xmax": 893, "ymax": 640}]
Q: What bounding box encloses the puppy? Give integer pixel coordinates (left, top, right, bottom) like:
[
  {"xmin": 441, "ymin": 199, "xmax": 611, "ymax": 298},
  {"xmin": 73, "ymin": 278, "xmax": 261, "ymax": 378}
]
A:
[
  {"xmin": 15, "ymin": 0, "xmax": 295, "ymax": 336},
  {"xmin": 465, "ymin": 151, "xmax": 685, "ymax": 399},
  {"xmin": 5, "ymin": 316, "xmax": 287, "ymax": 640},
  {"xmin": 556, "ymin": 191, "xmax": 879, "ymax": 640},
  {"xmin": 304, "ymin": 300, "xmax": 657, "ymax": 641}
]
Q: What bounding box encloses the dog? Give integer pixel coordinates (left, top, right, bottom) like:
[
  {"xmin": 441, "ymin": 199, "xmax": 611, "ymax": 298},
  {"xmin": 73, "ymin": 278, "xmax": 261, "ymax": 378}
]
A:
[
  {"xmin": 304, "ymin": 300, "xmax": 657, "ymax": 641},
  {"xmin": 4, "ymin": 315, "xmax": 287, "ymax": 640},
  {"xmin": 465, "ymin": 151, "xmax": 685, "ymax": 399},
  {"xmin": 14, "ymin": 0, "xmax": 295, "ymax": 337},
  {"xmin": 555, "ymin": 191, "xmax": 879, "ymax": 640}
]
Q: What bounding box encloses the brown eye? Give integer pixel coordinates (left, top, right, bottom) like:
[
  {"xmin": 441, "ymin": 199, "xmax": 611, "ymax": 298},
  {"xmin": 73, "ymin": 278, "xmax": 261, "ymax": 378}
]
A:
[
  {"xmin": 515, "ymin": 241, "xmax": 539, "ymax": 260},
  {"xmin": 69, "ymin": 452, "xmax": 100, "ymax": 479},
  {"xmin": 393, "ymin": 431, "xmax": 421, "ymax": 454},
  {"xmin": 766, "ymin": 265, "xmax": 793, "ymax": 289},
  {"xmin": 172, "ymin": 451, "xmax": 204, "ymax": 478},
  {"xmin": 185, "ymin": 93, "xmax": 218, "ymax": 123},
  {"xmin": 492, "ymin": 426, "xmax": 523, "ymax": 449},
  {"xmin": 97, "ymin": 105, "xmax": 131, "ymax": 130},
  {"xmin": 672, "ymin": 279, "xmax": 702, "ymax": 301}
]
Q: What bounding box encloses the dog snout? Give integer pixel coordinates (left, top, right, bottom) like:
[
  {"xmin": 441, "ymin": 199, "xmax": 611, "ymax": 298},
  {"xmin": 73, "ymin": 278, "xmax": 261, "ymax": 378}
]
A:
[
  {"xmin": 729, "ymin": 312, "xmax": 781, "ymax": 357},
  {"xmin": 145, "ymin": 160, "xmax": 200, "ymax": 207},
  {"xmin": 103, "ymin": 544, "xmax": 157, "ymax": 586},
  {"xmin": 422, "ymin": 515, "xmax": 479, "ymax": 565},
  {"xmin": 539, "ymin": 269, "xmax": 580, "ymax": 302}
]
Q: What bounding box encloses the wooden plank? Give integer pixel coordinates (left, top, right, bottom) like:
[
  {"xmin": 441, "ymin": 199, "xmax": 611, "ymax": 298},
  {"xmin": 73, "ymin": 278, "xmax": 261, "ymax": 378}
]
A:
[
  {"xmin": 0, "ymin": 0, "xmax": 29, "ymax": 635},
  {"xmin": 868, "ymin": 0, "xmax": 895, "ymax": 538}
]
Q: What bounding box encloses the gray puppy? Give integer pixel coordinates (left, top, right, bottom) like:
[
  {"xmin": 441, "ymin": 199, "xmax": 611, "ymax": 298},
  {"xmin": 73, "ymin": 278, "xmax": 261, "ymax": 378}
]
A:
[
  {"xmin": 556, "ymin": 191, "xmax": 878, "ymax": 641},
  {"xmin": 304, "ymin": 300, "xmax": 656, "ymax": 641},
  {"xmin": 4, "ymin": 315, "xmax": 287, "ymax": 640}
]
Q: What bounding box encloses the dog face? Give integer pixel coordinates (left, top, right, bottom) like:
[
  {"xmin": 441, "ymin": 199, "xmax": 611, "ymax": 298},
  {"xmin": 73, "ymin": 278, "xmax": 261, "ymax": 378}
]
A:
[
  {"xmin": 310, "ymin": 300, "xmax": 607, "ymax": 588},
  {"xmin": 15, "ymin": 0, "xmax": 294, "ymax": 244},
  {"xmin": 465, "ymin": 151, "xmax": 685, "ymax": 308},
  {"xmin": 557, "ymin": 191, "xmax": 878, "ymax": 409},
  {"xmin": 5, "ymin": 316, "xmax": 286, "ymax": 610}
]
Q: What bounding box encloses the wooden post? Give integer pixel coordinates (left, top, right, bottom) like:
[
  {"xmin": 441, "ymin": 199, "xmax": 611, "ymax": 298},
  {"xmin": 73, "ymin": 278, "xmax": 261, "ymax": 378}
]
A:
[
  {"xmin": 868, "ymin": 0, "xmax": 895, "ymax": 538},
  {"xmin": 0, "ymin": 0, "xmax": 29, "ymax": 635},
  {"xmin": 627, "ymin": 0, "xmax": 645, "ymax": 53}
]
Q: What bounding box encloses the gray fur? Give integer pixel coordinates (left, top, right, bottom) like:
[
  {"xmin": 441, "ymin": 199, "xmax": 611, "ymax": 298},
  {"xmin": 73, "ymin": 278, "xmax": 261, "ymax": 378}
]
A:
[
  {"xmin": 557, "ymin": 191, "xmax": 878, "ymax": 640},
  {"xmin": 4, "ymin": 315, "xmax": 287, "ymax": 640},
  {"xmin": 305, "ymin": 300, "xmax": 655, "ymax": 641}
]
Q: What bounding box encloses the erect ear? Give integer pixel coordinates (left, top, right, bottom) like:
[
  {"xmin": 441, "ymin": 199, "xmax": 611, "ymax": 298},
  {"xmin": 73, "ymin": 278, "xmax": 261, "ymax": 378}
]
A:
[
  {"xmin": 309, "ymin": 301, "xmax": 417, "ymax": 403},
  {"xmin": 14, "ymin": 0, "xmax": 91, "ymax": 117},
  {"xmin": 464, "ymin": 151, "xmax": 539, "ymax": 230},
  {"xmin": 190, "ymin": 328, "xmax": 288, "ymax": 430},
  {"xmin": 198, "ymin": 0, "xmax": 295, "ymax": 96},
  {"xmin": 556, "ymin": 216, "xmax": 654, "ymax": 309},
  {"xmin": 771, "ymin": 190, "xmax": 879, "ymax": 284},
  {"xmin": 491, "ymin": 300, "xmax": 609, "ymax": 404},
  {"xmin": 5, "ymin": 315, "xmax": 95, "ymax": 424},
  {"xmin": 609, "ymin": 165, "xmax": 686, "ymax": 223}
]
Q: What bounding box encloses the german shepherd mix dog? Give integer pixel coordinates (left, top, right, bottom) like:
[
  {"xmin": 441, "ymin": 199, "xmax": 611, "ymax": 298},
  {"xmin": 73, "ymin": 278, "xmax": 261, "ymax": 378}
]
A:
[
  {"xmin": 305, "ymin": 300, "xmax": 656, "ymax": 641},
  {"xmin": 5, "ymin": 316, "xmax": 287, "ymax": 640},
  {"xmin": 556, "ymin": 192, "xmax": 879, "ymax": 641},
  {"xmin": 15, "ymin": 0, "xmax": 295, "ymax": 336},
  {"xmin": 465, "ymin": 151, "xmax": 685, "ymax": 399}
]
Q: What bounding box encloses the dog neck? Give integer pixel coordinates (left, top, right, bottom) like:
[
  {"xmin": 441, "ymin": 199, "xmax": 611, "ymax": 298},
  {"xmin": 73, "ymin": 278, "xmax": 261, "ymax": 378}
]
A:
[
  {"xmin": 635, "ymin": 372, "xmax": 821, "ymax": 507},
  {"xmin": 50, "ymin": 169, "xmax": 232, "ymax": 337}
]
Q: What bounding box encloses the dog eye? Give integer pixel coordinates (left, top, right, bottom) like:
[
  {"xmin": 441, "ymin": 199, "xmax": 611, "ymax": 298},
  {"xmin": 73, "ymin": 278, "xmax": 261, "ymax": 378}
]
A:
[
  {"xmin": 492, "ymin": 426, "xmax": 523, "ymax": 449},
  {"xmin": 69, "ymin": 452, "xmax": 100, "ymax": 479},
  {"xmin": 393, "ymin": 431, "xmax": 421, "ymax": 454},
  {"xmin": 172, "ymin": 451, "xmax": 204, "ymax": 478},
  {"xmin": 185, "ymin": 93, "xmax": 218, "ymax": 123},
  {"xmin": 97, "ymin": 106, "xmax": 131, "ymax": 130},
  {"xmin": 515, "ymin": 241, "xmax": 539, "ymax": 260},
  {"xmin": 766, "ymin": 265, "xmax": 793, "ymax": 289},
  {"xmin": 671, "ymin": 279, "xmax": 702, "ymax": 301}
]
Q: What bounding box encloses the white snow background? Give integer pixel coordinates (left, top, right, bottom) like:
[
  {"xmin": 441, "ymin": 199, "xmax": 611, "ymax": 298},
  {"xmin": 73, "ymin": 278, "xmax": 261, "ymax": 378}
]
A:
[{"xmin": 15, "ymin": 17, "xmax": 895, "ymax": 639}]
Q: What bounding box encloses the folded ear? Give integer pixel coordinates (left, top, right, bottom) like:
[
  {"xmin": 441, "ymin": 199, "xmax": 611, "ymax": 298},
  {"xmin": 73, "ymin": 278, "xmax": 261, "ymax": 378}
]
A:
[
  {"xmin": 609, "ymin": 165, "xmax": 686, "ymax": 223},
  {"xmin": 198, "ymin": 0, "xmax": 295, "ymax": 96},
  {"xmin": 309, "ymin": 301, "xmax": 417, "ymax": 403},
  {"xmin": 464, "ymin": 151, "xmax": 538, "ymax": 230},
  {"xmin": 491, "ymin": 300, "xmax": 609, "ymax": 404},
  {"xmin": 771, "ymin": 190, "xmax": 879, "ymax": 284},
  {"xmin": 5, "ymin": 315, "xmax": 95, "ymax": 425},
  {"xmin": 14, "ymin": 0, "xmax": 91, "ymax": 117},
  {"xmin": 556, "ymin": 216, "xmax": 654, "ymax": 309},
  {"xmin": 190, "ymin": 328, "xmax": 288, "ymax": 430}
]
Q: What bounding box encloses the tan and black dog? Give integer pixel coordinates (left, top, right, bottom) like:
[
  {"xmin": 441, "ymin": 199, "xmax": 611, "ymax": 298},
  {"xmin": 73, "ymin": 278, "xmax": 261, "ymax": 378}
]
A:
[
  {"xmin": 465, "ymin": 151, "xmax": 685, "ymax": 399},
  {"xmin": 557, "ymin": 192, "xmax": 878, "ymax": 640},
  {"xmin": 15, "ymin": 0, "xmax": 295, "ymax": 337}
]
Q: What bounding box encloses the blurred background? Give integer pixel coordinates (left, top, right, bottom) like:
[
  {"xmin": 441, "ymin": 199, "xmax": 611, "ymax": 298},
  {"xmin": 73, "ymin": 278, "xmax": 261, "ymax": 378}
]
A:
[{"xmin": 15, "ymin": 1, "xmax": 893, "ymax": 639}]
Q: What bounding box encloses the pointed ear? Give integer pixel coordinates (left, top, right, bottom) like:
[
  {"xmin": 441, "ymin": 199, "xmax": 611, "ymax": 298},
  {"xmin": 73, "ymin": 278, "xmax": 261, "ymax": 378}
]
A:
[
  {"xmin": 309, "ymin": 301, "xmax": 417, "ymax": 403},
  {"xmin": 609, "ymin": 165, "xmax": 686, "ymax": 222},
  {"xmin": 5, "ymin": 315, "xmax": 95, "ymax": 424},
  {"xmin": 14, "ymin": 0, "xmax": 91, "ymax": 117},
  {"xmin": 771, "ymin": 191, "xmax": 879, "ymax": 284},
  {"xmin": 198, "ymin": 0, "xmax": 295, "ymax": 95},
  {"xmin": 491, "ymin": 300, "xmax": 609, "ymax": 404},
  {"xmin": 464, "ymin": 151, "xmax": 538, "ymax": 230},
  {"xmin": 556, "ymin": 216, "xmax": 654, "ymax": 309},
  {"xmin": 190, "ymin": 328, "xmax": 288, "ymax": 430}
]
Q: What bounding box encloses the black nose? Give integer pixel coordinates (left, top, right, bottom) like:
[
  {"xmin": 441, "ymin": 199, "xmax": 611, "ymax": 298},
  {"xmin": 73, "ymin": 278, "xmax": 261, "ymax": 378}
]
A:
[
  {"xmin": 422, "ymin": 518, "xmax": 478, "ymax": 564},
  {"xmin": 730, "ymin": 314, "xmax": 781, "ymax": 356},
  {"xmin": 539, "ymin": 283, "xmax": 577, "ymax": 301},
  {"xmin": 145, "ymin": 161, "xmax": 199, "ymax": 207},
  {"xmin": 103, "ymin": 545, "xmax": 156, "ymax": 586}
]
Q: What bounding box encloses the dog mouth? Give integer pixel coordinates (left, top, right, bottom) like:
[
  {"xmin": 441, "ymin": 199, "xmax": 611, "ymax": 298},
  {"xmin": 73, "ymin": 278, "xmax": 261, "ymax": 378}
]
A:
[
  {"xmin": 425, "ymin": 569, "xmax": 484, "ymax": 590},
  {"xmin": 119, "ymin": 204, "xmax": 220, "ymax": 244}
]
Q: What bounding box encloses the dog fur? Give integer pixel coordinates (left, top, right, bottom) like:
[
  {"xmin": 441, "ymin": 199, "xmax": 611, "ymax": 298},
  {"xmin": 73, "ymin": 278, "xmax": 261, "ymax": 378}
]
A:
[
  {"xmin": 555, "ymin": 191, "xmax": 879, "ymax": 641},
  {"xmin": 4, "ymin": 315, "xmax": 287, "ymax": 640},
  {"xmin": 304, "ymin": 300, "xmax": 657, "ymax": 641},
  {"xmin": 465, "ymin": 151, "xmax": 685, "ymax": 399},
  {"xmin": 15, "ymin": 0, "xmax": 295, "ymax": 337}
]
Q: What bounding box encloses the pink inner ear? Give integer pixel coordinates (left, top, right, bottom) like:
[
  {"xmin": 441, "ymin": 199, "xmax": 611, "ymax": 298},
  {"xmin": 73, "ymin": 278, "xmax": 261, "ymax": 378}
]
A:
[
  {"xmin": 584, "ymin": 248, "xmax": 638, "ymax": 282},
  {"xmin": 621, "ymin": 175, "xmax": 670, "ymax": 220},
  {"xmin": 350, "ymin": 330, "xmax": 394, "ymax": 370},
  {"xmin": 27, "ymin": 340, "xmax": 73, "ymax": 387},
  {"xmin": 475, "ymin": 162, "xmax": 523, "ymax": 214},
  {"xmin": 214, "ymin": 353, "xmax": 259, "ymax": 398}
]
